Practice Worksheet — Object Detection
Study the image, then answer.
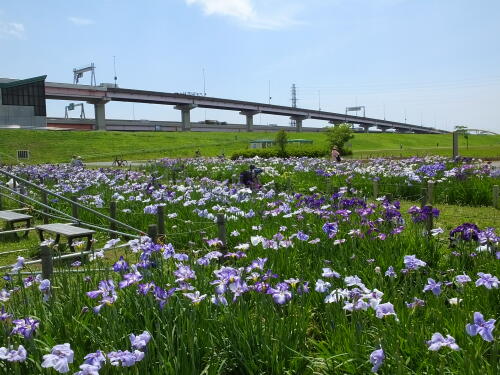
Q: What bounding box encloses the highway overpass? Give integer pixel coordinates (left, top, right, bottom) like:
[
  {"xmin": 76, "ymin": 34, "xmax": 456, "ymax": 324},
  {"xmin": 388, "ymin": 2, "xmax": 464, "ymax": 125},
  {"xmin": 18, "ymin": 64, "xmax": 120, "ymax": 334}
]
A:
[{"xmin": 44, "ymin": 81, "xmax": 448, "ymax": 134}]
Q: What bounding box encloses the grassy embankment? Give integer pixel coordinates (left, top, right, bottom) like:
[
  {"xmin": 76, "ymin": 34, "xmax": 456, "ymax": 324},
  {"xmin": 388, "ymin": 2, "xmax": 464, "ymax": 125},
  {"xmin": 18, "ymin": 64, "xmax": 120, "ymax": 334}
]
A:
[{"xmin": 0, "ymin": 130, "xmax": 499, "ymax": 163}]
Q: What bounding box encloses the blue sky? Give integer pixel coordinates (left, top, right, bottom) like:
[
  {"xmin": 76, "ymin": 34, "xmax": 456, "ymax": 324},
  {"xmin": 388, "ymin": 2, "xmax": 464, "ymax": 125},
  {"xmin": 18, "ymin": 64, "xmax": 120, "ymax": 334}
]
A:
[{"xmin": 1, "ymin": 0, "xmax": 499, "ymax": 131}]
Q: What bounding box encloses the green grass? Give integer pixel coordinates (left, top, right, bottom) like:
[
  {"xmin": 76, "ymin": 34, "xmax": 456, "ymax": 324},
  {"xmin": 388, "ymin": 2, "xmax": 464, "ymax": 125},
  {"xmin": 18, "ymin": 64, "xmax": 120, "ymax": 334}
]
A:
[{"xmin": 1, "ymin": 130, "xmax": 499, "ymax": 164}]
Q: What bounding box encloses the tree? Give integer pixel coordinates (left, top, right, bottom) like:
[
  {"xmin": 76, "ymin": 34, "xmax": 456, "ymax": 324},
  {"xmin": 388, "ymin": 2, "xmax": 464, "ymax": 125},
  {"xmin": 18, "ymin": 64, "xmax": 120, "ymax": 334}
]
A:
[
  {"xmin": 275, "ymin": 129, "xmax": 288, "ymax": 156},
  {"xmin": 455, "ymin": 125, "xmax": 469, "ymax": 150},
  {"xmin": 325, "ymin": 124, "xmax": 354, "ymax": 155}
]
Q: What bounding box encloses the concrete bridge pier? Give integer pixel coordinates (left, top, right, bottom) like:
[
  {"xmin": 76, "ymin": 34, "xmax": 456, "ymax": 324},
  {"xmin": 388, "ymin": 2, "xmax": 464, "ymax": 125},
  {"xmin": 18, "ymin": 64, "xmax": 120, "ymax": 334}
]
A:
[
  {"xmin": 240, "ymin": 110, "xmax": 260, "ymax": 132},
  {"xmin": 91, "ymin": 99, "xmax": 110, "ymax": 130},
  {"xmin": 291, "ymin": 115, "xmax": 308, "ymax": 132},
  {"xmin": 361, "ymin": 125, "xmax": 370, "ymax": 133},
  {"xmin": 377, "ymin": 126, "xmax": 389, "ymax": 133},
  {"xmin": 175, "ymin": 104, "xmax": 197, "ymax": 131}
]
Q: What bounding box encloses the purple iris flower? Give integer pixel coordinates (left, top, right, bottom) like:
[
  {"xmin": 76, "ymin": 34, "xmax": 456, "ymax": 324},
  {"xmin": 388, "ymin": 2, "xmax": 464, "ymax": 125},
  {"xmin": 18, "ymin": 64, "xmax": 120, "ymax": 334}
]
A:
[
  {"xmin": 39, "ymin": 279, "xmax": 51, "ymax": 302},
  {"xmin": 369, "ymin": 348, "xmax": 384, "ymax": 373},
  {"xmin": 41, "ymin": 343, "xmax": 74, "ymax": 373},
  {"xmin": 83, "ymin": 350, "xmax": 106, "ymax": 367},
  {"xmin": 137, "ymin": 282, "xmax": 155, "ymax": 295},
  {"xmin": 455, "ymin": 274, "xmax": 471, "ymax": 284},
  {"xmin": 107, "ymin": 350, "xmax": 145, "ymax": 367},
  {"xmin": 130, "ymin": 331, "xmax": 152, "ymax": 350},
  {"xmin": 153, "ymin": 286, "xmax": 176, "ymax": 309},
  {"xmin": 113, "ymin": 256, "xmax": 129, "ymax": 272},
  {"xmin": 315, "ymin": 279, "xmax": 331, "ymax": 293},
  {"xmin": 403, "ymin": 255, "xmax": 427, "ymax": 271},
  {"xmin": 184, "ymin": 291, "xmax": 208, "ymax": 305},
  {"xmin": 450, "ymin": 223, "xmax": 480, "ymax": 242},
  {"xmin": 87, "ymin": 280, "xmax": 118, "ymax": 314},
  {"xmin": 296, "ymin": 231, "xmax": 309, "ymax": 241},
  {"xmin": 267, "ymin": 282, "xmax": 292, "ymax": 304},
  {"xmin": 229, "ymin": 280, "xmax": 249, "ymax": 301},
  {"xmin": 246, "ymin": 258, "xmax": 267, "ymax": 272},
  {"xmin": 11, "ymin": 256, "xmax": 25, "ymax": 272},
  {"xmin": 423, "ymin": 278, "xmax": 442, "ymax": 296},
  {"xmin": 162, "ymin": 243, "xmax": 175, "ymax": 259},
  {"xmin": 0, "ymin": 345, "xmax": 27, "ymax": 362},
  {"xmin": 478, "ymin": 227, "xmax": 499, "ymax": 245},
  {"xmin": 427, "ymin": 333, "xmax": 460, "ymax": 351},
  {"xmin": 74, "ymin": 364, "xmax": 100, "ymax": 375},
  {"xmin": 322, "ymin": 222, "xmax": 339, "ymax": 239},
  {"xmin": 475, "ymin": 273, "xmax": 499, "ymax": 289},
  {"xmin": 375, "ymin": 302, "xmax": 398, "ymax": 320},
  {"xmin": 344, "ymin": 275, "xmax": 364, "ymax": 287},
  {"xmin": 406, "ymin": 297, "xmax": 425, "ymax": 309},
  {"xmin": 11, "ymin": 317, "xmax": 39, "ymax": 339},
  {"xmin": 0, "ymin": 306, "xmax": 12, "ymax": 321},
  {"xmin": 385, "ymin": 266, "xmax": 397, "ymax": 278},
  {"xmin": 118, "ymin": 269, "xmax": 143, "ymax": 289},
  {"xmin": 174, "ymin": 265, "xmax": 196, "ymax": 282},
  {"xmin": 322, "ymin": 268, "xmax": 340, "ymax": 278},
  {"xmin": 466, "ymin": 312, "xmax": 496, "ymax": 342}
]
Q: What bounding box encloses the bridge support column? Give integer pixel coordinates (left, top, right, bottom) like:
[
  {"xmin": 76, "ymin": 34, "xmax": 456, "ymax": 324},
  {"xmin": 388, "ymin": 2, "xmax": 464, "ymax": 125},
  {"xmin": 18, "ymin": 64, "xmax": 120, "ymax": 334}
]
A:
[
  {"xmin": 377, "ymin": 126, "xmax": 388, "ymax": 133},
  {"xmin": 291, "ymin": 115, "xmax": 308, "ymax": 132},
  {"xmin": 92, "ymin": 100, "xmax": 109, "ymax": 131},
  {"xmin": 240, "ymin": 110, "xmax": 260, "ymax": 132},
  {"xmin": 175, "ymin": 104, "xmax": 197, "ymax": 131},
  {"xmin": 362, "ymin": 125, "xmax": 370, "ymax": 133}
]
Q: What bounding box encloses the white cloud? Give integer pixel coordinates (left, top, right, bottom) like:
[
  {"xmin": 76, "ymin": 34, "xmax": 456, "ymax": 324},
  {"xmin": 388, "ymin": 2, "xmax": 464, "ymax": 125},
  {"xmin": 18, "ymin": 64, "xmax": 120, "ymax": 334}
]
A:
[
  {"xmin": 185, "ymin": 0, "xmax": 300, "ymax": 30},
  {"xmin": 0, "ymin": 21, "xmax": 25, "ymax": 39},
  {"xmin": 68, "ymin": 17, "xmax": 94, "ymax": 26}
]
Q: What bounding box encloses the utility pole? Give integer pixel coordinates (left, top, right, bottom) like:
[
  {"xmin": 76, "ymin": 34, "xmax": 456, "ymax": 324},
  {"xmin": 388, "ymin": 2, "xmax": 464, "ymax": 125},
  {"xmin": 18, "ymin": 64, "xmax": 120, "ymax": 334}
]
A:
[
  {"xmin": 113, "ymin": 56, "xmax": 117, "ymax": 88},
  {"xmin": 268, "ymin": 80, "xmax": 271, "ymax": 104},
  {"xmin": 290, "ymin": 83, "xmax": 297, "ymax": 127},
  {"xmin": 318, "ymin": 90, "xmax": 321, "ymax": 111}
]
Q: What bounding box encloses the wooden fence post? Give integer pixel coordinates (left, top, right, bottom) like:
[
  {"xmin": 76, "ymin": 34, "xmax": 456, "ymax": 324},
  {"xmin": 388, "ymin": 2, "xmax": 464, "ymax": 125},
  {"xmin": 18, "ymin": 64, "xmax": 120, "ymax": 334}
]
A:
[
  {"xmin": 372, "ymin": 180, "xmax": 379, "ymax": 200},
  {"xmin": 109, "ymin": 201, "xmax": 117, "ymax": 238},
  {"xmin": 71, "ymin": 195, "xmax": 79, "ymax": 220},
  {"xmin": 41, "ymin": 191, "xmax": 49, "ymax": 224},
  {"xmin": 420, "ymin": 187, "xmax": 427, "ymax": 208},
  {"xmin": 426, "ymin": 205, "xmax": 434, "ymax": 235},
  {"xmin": 427, "ymin": 181, "xmax": 435, "ymax": 205},
  {"xmin": 493, "ymin": 185, "xmax": 499, "ymax": 209},
  {"xmin": 217, "ymin": 213, "xmax": 227, "ymax": 249},
  {"xmin": 40, "ymin": 245, "xmax": 53, "ymax": 280},
  {"xmin": 147, "ymin": 224, "xmax": 158, "ymax": 243},
  {"xmin": 157, "ymin": 205, "xmax": 165, "ymax": 237}
]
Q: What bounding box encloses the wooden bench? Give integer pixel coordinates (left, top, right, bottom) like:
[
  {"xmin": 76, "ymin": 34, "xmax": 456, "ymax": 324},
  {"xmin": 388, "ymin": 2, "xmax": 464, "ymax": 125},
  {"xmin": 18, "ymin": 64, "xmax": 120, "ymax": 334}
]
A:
[
  {"xmin": 0, "ymin": 210, "xmax": 33, "ymax": 238},
  {"xmin": 35, "ymin": 223, "xmax": 95, "ymax": 252}
]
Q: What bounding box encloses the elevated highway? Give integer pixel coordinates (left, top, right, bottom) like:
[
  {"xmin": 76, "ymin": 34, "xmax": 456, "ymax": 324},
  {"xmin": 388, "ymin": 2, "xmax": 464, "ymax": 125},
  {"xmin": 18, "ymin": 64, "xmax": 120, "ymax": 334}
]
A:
[{"xmin": 44, "ymin": 82, "xmax": 449, "ymax": 134}]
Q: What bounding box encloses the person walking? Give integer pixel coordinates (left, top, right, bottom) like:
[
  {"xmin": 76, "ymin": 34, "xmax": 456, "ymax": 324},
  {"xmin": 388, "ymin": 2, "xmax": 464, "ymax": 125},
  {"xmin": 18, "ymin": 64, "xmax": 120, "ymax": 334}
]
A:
[{"xmin": 331, "ymin": 147, "xmax": 341, "ymax": 162}]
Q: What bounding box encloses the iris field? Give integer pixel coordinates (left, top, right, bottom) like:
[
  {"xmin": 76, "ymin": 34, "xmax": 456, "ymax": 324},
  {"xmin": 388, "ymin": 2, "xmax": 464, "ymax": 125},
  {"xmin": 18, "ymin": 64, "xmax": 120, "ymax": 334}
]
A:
[{"xmin": 0, "ymin": 156, "xmax": 498, "ymax": 374}]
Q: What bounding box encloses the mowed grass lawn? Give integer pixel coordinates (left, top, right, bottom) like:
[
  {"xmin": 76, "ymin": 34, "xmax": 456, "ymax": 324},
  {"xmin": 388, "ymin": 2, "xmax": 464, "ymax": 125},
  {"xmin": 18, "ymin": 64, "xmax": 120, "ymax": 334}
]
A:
[{"xmin": 0, "ymin": 129, "xmax": 499, "ymax": 163}]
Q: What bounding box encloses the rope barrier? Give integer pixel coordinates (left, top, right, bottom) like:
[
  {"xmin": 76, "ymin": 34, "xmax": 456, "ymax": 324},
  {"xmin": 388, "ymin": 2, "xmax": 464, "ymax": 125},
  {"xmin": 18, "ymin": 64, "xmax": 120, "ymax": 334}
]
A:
[{"xmin": 0, "ymin": 168, "xmax": 143, "ymax": 235}]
